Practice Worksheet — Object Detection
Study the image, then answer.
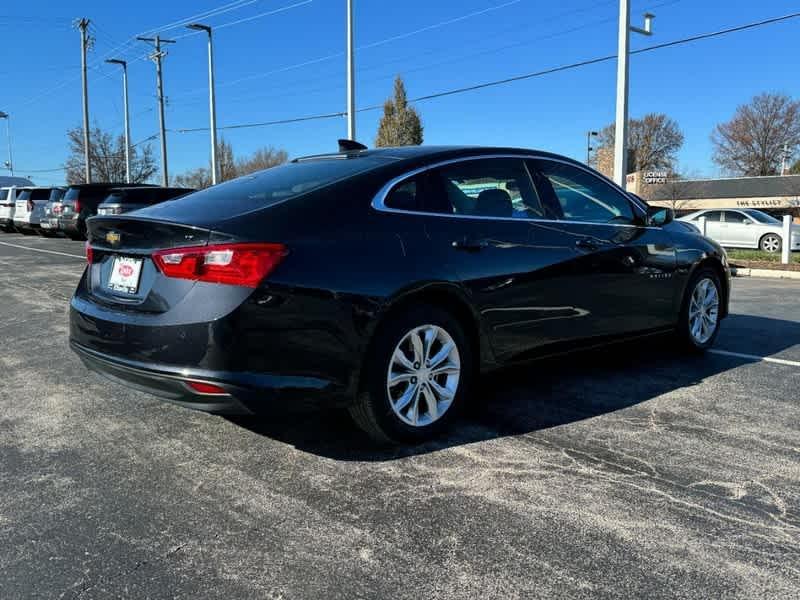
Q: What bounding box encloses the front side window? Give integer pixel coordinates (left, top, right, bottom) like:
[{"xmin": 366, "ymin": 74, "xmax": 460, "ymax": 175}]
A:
[
  {"xmin": 744, "ymin": 209, "xmax": 780, "ymax": 224},
  {"xmin": 531, "ymin": 160, "xmax": 635, "ymax": 224},
  {"xmin": 431, "ymin": 158, "xmax": 543, "ymax": 218}
]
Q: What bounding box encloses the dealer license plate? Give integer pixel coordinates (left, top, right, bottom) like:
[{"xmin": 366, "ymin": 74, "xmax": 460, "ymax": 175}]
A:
[{"xmin": 108, "ymin": 257, "xmax": 143, "ymax": 294}]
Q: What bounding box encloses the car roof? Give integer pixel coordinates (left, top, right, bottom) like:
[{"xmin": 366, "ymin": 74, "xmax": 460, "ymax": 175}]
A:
[
  {"xmin": 66, "ymin": 183, "xmax": 157, "ymax": 189},
  {"xmin": 293, "ymin": 145, "xmax": 577, "ymax": 165}
]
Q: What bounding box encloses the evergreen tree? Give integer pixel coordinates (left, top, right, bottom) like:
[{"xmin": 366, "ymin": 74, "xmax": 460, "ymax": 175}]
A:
[{"xmin": 375, "ymin": 76, "xmax": 423, "ymax": 147}]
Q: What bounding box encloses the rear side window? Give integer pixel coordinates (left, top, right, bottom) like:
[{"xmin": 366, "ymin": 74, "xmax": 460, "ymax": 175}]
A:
[
  {"xmin": 723, "ymin": 211, "xmax": 749, "ymax": 224},
  {"xmin": 700, "ymin": 211, "xmax": 722, "ymax": 222},
  {"xmin": 17, "ymin": 190, "xmax": 31, "ymax": 200},
  {"xmin": 531, "ymin": 159, "xmax": 635, "ymax": 225},
  {"xmin": 385, "ymin": 179, "xmax": 420, "ymax": 211},
  {"xmin": 429, "ymin": 158, "xmax": 543, "ymax": 218}
]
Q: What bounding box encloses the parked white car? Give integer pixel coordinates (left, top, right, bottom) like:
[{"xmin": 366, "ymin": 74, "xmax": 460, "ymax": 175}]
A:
[
  {"xmin": 13, "ymin": 187, "xmax": 54, "ymax": 234},
  {"xmin": 0, "ymin": 186, "xmax": 20, "ymax": 232},
  {"xmin": 679, "ymin": 208, "xmax": 800, "ymax": 253}
]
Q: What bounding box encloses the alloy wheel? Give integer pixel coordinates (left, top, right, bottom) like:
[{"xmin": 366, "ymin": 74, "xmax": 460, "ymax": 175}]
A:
[
  {"xmin": 688, "ymin": 277, "xmax": 720, "ymax": 345},
  {"xmin": 761, "ymin": 234, "xmax": 781, "ymax": 253},
  {"xmin": 386, "ymin": 324, "xmax": 461, "ymax": 427}
]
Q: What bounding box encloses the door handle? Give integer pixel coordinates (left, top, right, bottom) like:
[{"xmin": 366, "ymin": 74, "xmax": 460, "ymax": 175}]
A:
[
  {"xmin": 575, "ymin": 238, "xmax": 601, "ymax": 251},
  {"xmin": 452, "ymin": 238, "xmax": 489, "ymax": 251}
]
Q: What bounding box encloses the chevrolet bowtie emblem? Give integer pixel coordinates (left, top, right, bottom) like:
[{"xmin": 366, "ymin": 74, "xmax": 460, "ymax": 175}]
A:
[{"xmin": 106, "ymin": 231, "xmax": 121, "ymax": 245}]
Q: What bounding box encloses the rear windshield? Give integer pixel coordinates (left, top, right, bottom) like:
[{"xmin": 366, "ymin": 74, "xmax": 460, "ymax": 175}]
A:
[
  {"xmin": 137, "ymin": 156, "xmax": 392, "ymax": 222},
  {"xmin": 49, "ymin": 188, "xmax": 65, "ymax": 202},
  {"xmin": 17, "ymin": 190, "xmax": 31, "ymax": 200},
  {"xmin": 64, "ymin": 187, "xmax": 81, "ymax": 202}
]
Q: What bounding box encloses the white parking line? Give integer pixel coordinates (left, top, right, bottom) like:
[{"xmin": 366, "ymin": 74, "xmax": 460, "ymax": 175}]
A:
[
  {"xmin": 710, "ymin": 349, "xmax": 800, "ymax": 368},
  {"xmin": 0, "ymin": 240, "xmax": 84, "ymax": 260}
]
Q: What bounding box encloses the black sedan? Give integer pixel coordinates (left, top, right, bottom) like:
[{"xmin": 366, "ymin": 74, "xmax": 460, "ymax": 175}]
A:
[{"xmin": 70, "ymin": 145, "xmax": 730, "ymax": 444}]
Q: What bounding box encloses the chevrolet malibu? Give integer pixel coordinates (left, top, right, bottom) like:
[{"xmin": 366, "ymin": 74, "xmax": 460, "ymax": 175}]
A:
[{"xmin": 70, "ymin": 145, "xmax": 730, "ymax": 443}]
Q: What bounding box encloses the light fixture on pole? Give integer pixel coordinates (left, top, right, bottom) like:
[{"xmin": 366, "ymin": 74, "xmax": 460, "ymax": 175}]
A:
[
  {"xmin": 105, "ymin": 59, "xmax": 131, "ymax": 183},
  {"xmin": 186, "ymin": 23, "xmax": 219, "ymax": 185},
  {"xmin": 346, "ymin": 0, "xmax": 356, "ymax": 141},
  {"xmin": 0, "ymin": 111, "xmax": 12, "ymax": 176},
  {"xmin": 614, "ymin": 4, "xmax": 654, "ymax": 188},
  {"xmin": 586, "ymin": 130, "xmax": 598, "ymax": 165}
]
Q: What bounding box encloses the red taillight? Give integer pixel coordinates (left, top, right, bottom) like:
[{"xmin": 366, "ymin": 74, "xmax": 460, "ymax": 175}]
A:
[
  {"xmin": 85, "ymin": 242, "xmax": 93, "ymax": 264},
  {"xmin": 74, "ymin": 200, "xmax": 82, "ymax": 212},
  {"xmin": 186, "ymin": 381, "xmax": 229, "ymax": 395},
  {"xmin": 152, "ymin": 243, "xmax": 287, "ymax": 288}
]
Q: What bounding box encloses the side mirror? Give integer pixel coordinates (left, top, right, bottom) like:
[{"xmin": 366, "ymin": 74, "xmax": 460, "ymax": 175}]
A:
[{"xmin": 647, "ymin": 206, "xmax": 674, "ymax": 227}]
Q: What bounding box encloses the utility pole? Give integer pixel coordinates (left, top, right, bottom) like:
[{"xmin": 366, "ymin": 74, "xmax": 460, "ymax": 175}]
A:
[
  {"xmin": 0, "ymin": 112, "xmax": 13, "ymax": 176},
  {"xmin": 346, "ymin": 0, "xmax": 356, "ymax": 141},
  {"xmin": 138, "ymin": 35, "xmax": 176, "ymax": 186},
  {"xmin": 106, "ymin": 59, "xmax": 131, "ymax": 183},
  {"xmin": 781, "ymin": 142, "xmax": 789, "ymax": 175},
  {"xmin": 613, "ymin": 4, "xmax": 653, "ymax": 188},
  {"xmin": 586, "ymin": 130, "xmax": 598, "ymax": 165},
  {"xmin": 78, "ymin": 18, "xmax": 92, "ymax": 183},
  {"xmin": 186, "ymin": 23, "xmax": 219, "ymax": 185}
]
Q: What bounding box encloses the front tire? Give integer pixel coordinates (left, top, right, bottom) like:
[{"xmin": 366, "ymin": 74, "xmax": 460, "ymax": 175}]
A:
[
  {"xmin": 760, "ymin": 233, "xmax": 782, "ymax": 253},
  {"xmin": 349, "ymin": 304, "xmax": 474, "ymax": 444},
  {"xmin": 676, "ymin": 268, "xmax": 722, "ymax": 352}
]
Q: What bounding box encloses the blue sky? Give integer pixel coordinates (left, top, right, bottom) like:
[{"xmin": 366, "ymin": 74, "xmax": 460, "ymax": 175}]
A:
[{"xmin": 2, "ymin": 0, "xmax": 799, "ymax": 186}]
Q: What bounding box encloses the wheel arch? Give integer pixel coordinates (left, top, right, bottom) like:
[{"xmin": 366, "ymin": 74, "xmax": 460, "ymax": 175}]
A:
[{"xmin": 358, "ymin": 283, "xmax": 494, "ymax": 392}]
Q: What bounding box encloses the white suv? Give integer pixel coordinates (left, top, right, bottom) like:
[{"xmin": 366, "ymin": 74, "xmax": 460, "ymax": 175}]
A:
[
  {"xmin": 13, "ymin": 187, "xmax": 54, "ymax": 234},
  {"xmin": 0, "ymin": 186, "xmax": 20, "ymax": 232},
  {"xmin": 679, "ymin": 208, "xmax": 799, "ymax": 253}
]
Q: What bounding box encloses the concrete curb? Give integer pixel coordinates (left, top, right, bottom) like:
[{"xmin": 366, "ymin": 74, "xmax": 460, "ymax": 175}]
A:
[{"xmin": 730, "ymin": 267, "xmax": 800, "ymax": 280}]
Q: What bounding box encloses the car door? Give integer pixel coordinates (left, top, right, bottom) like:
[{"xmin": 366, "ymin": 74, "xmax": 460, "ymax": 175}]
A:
[
  {"xmin": 721, "ymin": 210, "xmax": 756, "ymax": 247},
  {"xmin": 527, "ymin": 158, "xmax": 679, "ymax": 337},
  {"xmin": 698, "ymin": 210, "xmax": 724, "ymax": 243},
  {"xmin": 405, "ymin": 157, "xmax": 584, "ymax": 363}
]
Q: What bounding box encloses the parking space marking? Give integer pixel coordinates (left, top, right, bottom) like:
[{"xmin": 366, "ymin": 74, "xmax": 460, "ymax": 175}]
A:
[
  {"xmin": 0, "ymin": 240, "xmax": 84, "ymax": 260},
  {"xmin": 710, "ymin": 349, "xmax": 800, "ymax": 368}
]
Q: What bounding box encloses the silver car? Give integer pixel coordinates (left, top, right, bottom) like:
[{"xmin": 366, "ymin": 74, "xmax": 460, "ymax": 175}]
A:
[{"xmin": 679, "ymin": 208, "xmax": 800, "ymax": 253}]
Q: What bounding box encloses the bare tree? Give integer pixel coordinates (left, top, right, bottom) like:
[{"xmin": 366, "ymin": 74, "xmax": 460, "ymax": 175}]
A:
[
  {"xmin": 65, "ymin": 125, "xmax": 157, "ymax": 184},
  {"xmin": 172, "ymin": 140, "xmax": 288, "ymax": 189},
  {"xmin": 791, "ymin": 159, "xmax": 800, "ymax": 175},
  {"xmin": 593, "ymin": 113, "xmax": 684, "ymax": 176},
  {"xmin": 712, "ymin": 93, "xmax": 800, "ymax": 176},
  {"xmin": 375, "ymin": 76, "xmax": 423, "ymax": 147},
  {"xmin": 236, "ymin": 147, "xmax": 288, "ymax": 176}
]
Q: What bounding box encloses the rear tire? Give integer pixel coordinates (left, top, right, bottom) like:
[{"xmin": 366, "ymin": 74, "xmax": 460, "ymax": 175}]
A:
[
  {"xmin": 760, "ymin": 233, "xmax": 782, "ymax": 253},
  {"xmin": 675, "ymin": 267, "xmax": 722, "ymax": 352},
  {"xmin": 349, "ymin": 304, "xmax": 474, "ymax": 444}
]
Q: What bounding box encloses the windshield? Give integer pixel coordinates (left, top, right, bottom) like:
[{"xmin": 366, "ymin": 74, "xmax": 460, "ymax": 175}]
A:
[{"xmin": 743, "ymin": 209, "xmax": 780, "ymax": 224}]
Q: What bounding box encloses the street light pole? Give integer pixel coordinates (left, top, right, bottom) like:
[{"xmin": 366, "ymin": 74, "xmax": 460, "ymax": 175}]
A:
[
  {"xmin": 613, "ymin": 3, "xmax": 653, "ymax": 188},
  {"xmin": 346, "ymin": 0, "xmax": 356, "ymax": 140},
  {"xmin": 106, "ymin": 59, "xmax": 131, "ymax": 183},
  {"xmin": 586, "ymin": 130, "xmax": 598, "ymax": 165},
  {"xmin": 0, "ymin": 112, "xmax": 13, "ymax": 176},
  {"xmin": 138, "ymin": 35, "xmax": 176, "ymax": 186},
  {"xmin": 187, "ymin": 23, "xmax": 219, "ymax": 185},
  {"xmin": 78, "ymin": 18, "xmax": 92, "ymax": 183}
]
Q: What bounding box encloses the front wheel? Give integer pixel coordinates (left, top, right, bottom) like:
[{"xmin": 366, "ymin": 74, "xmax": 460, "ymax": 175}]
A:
[
  {"xmin": 676, "ymin": 268, "xmax": 722, "ymax": 352},
  {"xmin": 760, "ymin": 233, "xmax": 782, "ymax": 253},
  {"xmin": 349, "ymin": 304, "xmax": 474, "ymax": 444}
]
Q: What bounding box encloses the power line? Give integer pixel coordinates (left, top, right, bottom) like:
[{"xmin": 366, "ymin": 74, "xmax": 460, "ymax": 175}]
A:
[
  {"xmin": 175, "ymin": 10, "xmax": 800, "ymax": 133},
  {"xmin": 171, "ymin": 0, "xmax": 313, "ymax": 40}
]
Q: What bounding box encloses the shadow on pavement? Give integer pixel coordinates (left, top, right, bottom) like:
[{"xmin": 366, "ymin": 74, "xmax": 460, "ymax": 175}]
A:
[{"xmin": 227, "ymin": 314, "xmax": 800, "ymax": 461}]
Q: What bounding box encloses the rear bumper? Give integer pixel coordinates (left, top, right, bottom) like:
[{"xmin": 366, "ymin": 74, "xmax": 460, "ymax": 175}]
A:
[
  {"xmin": 58, "ymin": 215, "xmax": 83, "ymax": 234},
  {"xmin": 70, "ymin": 339, "xmax": 346, "ymax": 414}
]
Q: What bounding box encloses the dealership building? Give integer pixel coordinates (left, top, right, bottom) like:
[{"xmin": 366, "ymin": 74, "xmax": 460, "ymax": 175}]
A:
[{"xmin": 625, "ymin": 172, "xmax": 800, "ymax": 221}]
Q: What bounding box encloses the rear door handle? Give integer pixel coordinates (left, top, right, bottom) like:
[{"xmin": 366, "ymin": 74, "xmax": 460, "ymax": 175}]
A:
[
  {"xmin": 575, "ymin": 238, "xmax": 601, "ymax": 251},
  {"xmin": 452, "ymin": 238, "xmax": 489, "ymax": 251}
]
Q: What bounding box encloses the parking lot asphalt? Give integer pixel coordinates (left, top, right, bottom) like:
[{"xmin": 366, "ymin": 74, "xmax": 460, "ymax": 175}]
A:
[{"xmin": 1, "ymin": 233, "xmax": 798, "ymax": 599}]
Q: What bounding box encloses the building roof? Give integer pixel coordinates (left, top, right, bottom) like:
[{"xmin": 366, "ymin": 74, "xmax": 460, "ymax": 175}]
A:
[{"xmin": 648, "ymin": 174, "xmax": 800, "ymax": 201}]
